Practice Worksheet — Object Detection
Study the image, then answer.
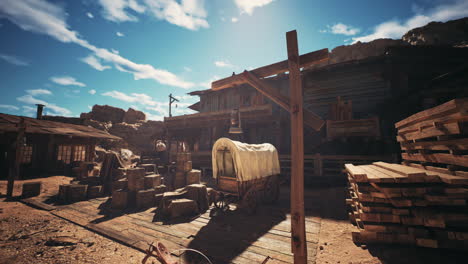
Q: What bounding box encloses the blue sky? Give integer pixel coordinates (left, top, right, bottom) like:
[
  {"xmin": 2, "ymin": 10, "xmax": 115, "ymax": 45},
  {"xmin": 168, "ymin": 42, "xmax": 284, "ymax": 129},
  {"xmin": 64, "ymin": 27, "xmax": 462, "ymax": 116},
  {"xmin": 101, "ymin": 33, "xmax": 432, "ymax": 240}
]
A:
[{"xmin": 0, "ymin": 0, "xmax": 467, "ymax": 120}]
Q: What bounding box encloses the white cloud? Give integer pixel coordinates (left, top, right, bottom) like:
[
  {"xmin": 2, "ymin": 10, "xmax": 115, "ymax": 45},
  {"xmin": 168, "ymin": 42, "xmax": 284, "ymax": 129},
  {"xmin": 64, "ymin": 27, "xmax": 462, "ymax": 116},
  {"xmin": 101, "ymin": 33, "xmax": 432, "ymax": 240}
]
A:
[
  {"xmin": 214, "ymin": 60, "xmax": 234, "ymax": 68},
  {"xmin": 89, "ymin": 89, "xmax": 96, "ymax": 95},
  {"xmin": 353, "ymin": 0, "xmax": 468, "ymax": 43},
  {"xmin": 325, "ymin": 23, "xmax": 360, "ymax": 36},
  {"xmin": 0, "ymin": 104, "xmax": 19, "ymax": 111},
  {"xmin": 86, "ymin": 12, "xmax": 94, "ymax": 18},
  {"xmin": 231, "ymin": 17, "xmax": 238, "ymax": 23},
  {"xmin": 144, "ymin": 0, "xmax": 209, "ymax": 30},
  {"xmin": 102, "ymin": 90, "xmax": 158, "ymax": 106},
  {"xmin": 234, "ymin": 0, "xmax": 274, "ymax": 15},
  {"xmin": 116, "ymin": 31, "xmax": 124, "ymax": 37},
  {"xmin": 26, "ymin": 89, "xmax": 52, "ymax": 96},
  {"xmin": 184, "ymin": 66, "xmax": 192, "ymax": 72},
  {"xmin": 97, "ymin": 0, "xmax": 209, "ymax": 30},
  {"xmin": 111, "ymin": 49, "xmax": 119, "ymax": 54},
  {"xmin": 50, "ymin": 76, "xmax": 86, "ymax": 87},
  {"xmin": 98, "ymin": 0, "xmax": 145, "ymax": 22},
  {"xmin": 80, "ymin": 54, "xmax": 111, "ymax": 71},
  {"xmin": 0, "ymin": 53, "xmax": 29, "ymax": 66},
  {"xmin": 144, "ymin": 111, "xmax": 164, "ymax": 121},
  {"xmin": 199, "ymin": 75, "xmax": 220, "ymax": 88},
  {"xmin": 0, "ymin": 0, "xmax": 194, "ymax": 89},
  {"xmin": 17, "ymin": 94, "xmax": 71, "ymax": 116}
]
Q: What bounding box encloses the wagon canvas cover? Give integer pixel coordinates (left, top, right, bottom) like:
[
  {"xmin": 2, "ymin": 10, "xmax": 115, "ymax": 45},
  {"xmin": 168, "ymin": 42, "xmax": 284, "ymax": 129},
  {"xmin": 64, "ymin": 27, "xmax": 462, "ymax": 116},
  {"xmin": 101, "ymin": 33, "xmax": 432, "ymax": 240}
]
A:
[{"xmin": 212, "ymin": 138, "xmax": 280, "ymax": 182}]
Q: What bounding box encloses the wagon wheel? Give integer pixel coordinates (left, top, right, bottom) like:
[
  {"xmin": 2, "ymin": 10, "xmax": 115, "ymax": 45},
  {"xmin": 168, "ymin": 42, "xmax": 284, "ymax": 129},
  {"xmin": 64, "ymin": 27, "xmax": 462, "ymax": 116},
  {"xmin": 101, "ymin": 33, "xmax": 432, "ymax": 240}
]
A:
[
  {"xmin": 242, "ymin": 188, "xmax": 258, "ymax": 215},
  {"xmin": 210, "ymin": 192, "xmax": 230, "ymax": 217},
  {"xmin": 263, "ymin": 176, "xmax": 280, "ymax": 204}
]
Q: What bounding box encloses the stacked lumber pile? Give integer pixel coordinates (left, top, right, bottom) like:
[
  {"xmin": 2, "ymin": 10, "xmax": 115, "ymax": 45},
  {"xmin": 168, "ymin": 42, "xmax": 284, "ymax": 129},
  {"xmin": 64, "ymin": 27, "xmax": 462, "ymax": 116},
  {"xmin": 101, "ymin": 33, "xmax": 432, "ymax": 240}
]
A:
[
  {"xmin": 396, "ymin": 98, "xmax": 468, "ymax": 175},
  {"xmin": 346, "ymin": 162, "xmax": 468, "ymax": 250}
]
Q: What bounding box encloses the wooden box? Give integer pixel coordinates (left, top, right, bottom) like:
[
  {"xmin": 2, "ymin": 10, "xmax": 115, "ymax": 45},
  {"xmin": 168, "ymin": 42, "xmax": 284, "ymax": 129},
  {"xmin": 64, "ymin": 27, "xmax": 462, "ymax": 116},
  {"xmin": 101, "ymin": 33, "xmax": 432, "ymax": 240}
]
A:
[
  {"xmin": 112, "ymin": 190, "xmax": 128, "ymax": 209},
  {"xmin": 22, "ymin": 182, "xmax": 41, "ymax": 198},
  {"xmin": 136, "ymin": 189, "xmax": 156, "ymax": 209},
  {"xmin": 144, "ymin": 174, "xmax": 162, "ymax": 189},
  {"xmin": 187, "ymin": 169, "xmax": 201, "ymax": 185}
]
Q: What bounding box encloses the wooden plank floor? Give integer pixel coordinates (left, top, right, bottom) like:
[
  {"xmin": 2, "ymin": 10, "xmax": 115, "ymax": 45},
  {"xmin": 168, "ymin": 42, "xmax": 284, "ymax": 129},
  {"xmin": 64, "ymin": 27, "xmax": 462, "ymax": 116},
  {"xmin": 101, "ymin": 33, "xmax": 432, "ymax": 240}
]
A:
[{"xmin": 49, "ymin": 197, "xmax": 321, "ymax": 263}]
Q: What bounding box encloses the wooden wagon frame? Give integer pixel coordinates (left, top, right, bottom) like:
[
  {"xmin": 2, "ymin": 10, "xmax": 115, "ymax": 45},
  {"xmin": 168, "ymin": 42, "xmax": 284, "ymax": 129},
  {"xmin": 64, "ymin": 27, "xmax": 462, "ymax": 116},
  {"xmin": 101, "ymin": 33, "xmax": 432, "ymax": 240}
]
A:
[{"xmin": 211, "ymin": 138, "xmax": 281, "ymax": 215}]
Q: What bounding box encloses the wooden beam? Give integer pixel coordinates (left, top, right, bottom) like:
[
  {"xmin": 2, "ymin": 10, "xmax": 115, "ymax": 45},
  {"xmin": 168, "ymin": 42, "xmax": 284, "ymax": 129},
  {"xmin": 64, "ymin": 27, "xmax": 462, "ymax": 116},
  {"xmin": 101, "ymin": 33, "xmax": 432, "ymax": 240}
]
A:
[
  {"xmin": 212, "ymin": 48, "xmax": 329, "ymax": 91},
  {"xmin": 7, "ymin": 118, "xmax": 26, "ymax": 198},
  {"xmin": 287, "ymin": 30, "xmax": 307, "ymax": 263},
  {"xmin": 241, "ymin": 70, "xmax": 325, "ymax": 131}
]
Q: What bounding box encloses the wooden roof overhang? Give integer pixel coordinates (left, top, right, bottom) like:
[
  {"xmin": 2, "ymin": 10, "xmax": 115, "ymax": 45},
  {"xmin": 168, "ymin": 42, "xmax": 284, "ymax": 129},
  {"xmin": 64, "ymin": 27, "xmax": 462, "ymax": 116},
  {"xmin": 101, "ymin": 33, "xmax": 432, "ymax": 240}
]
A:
[
  {"xmin": 164, "ymin": 104, "xmax": 273, "ymax": 130},
  {"xmin": 0, "ymin": 113, "xmax": 121, "ymax": 140},
  {"xmin": 210, "ymin": 48, "xmax": 330, "ymax": 131}
]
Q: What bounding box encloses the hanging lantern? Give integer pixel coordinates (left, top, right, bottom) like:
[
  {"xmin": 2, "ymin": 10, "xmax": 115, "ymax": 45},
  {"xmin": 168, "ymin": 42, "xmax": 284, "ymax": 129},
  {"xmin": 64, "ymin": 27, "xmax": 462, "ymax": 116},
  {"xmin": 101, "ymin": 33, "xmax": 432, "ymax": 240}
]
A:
[{"xmin": 228, "ymin": 108, "xmax": 243, "ymax": 134}]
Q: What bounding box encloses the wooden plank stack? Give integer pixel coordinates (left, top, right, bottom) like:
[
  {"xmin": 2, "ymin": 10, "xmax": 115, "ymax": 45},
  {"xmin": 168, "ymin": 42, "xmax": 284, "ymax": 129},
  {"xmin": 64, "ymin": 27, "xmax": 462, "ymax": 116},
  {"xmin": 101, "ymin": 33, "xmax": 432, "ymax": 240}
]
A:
[
  {"xmin": 346, "ymin": 162, "xmax": 468, "ymax": 250},
  {"xmin": 396, "ymin": 98, "xmax": 468, "ymax": 174}
]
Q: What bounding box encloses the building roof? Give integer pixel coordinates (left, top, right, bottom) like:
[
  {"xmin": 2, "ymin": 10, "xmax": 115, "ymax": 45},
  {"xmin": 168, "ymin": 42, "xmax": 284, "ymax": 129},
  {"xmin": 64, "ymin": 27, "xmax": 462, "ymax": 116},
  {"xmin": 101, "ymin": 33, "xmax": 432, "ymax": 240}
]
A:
[{"xmin": 0, "ymin": 113, "xmax": 121, "ymax": 140}]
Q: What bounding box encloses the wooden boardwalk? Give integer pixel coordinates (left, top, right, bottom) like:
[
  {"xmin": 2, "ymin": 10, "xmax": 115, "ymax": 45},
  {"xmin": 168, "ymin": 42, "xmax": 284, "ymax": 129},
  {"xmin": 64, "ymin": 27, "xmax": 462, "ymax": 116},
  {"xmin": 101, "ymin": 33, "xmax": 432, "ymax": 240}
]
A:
[{"xmin": 47, "ymin": 197, "xmax": 320, "ymax": 263}]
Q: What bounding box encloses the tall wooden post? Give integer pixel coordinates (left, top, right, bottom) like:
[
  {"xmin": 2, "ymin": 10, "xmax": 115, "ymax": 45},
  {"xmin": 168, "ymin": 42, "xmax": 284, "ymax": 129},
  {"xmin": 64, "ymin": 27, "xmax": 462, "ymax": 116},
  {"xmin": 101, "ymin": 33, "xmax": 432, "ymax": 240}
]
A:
[
  {"xmin": 287, "ymin": 30, "xmax": 307, "ymax": 263},
  {"xmin": 7, "ymin": 118, "xmax": 26, "ymax": 198}
]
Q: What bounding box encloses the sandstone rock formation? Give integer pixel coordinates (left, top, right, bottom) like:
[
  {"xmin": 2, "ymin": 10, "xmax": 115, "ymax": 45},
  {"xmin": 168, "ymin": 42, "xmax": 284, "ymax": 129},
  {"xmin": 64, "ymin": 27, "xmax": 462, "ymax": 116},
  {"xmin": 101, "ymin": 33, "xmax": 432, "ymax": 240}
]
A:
[
  {"xmin": 80, "ymin": 105, "xmax": 125, "ymax": 124},
  {"xmin": 75, "ymin": 105, "xmax": 165, "ymax": 154},
  {"xmin": 329, "ymin": 39, "xmax": 409, "ymax": 64},
  {"xmin": 403, "ymin": 17, "xmax": 468, "ymax": 46},
  {"xmin": 123, "ymin": 108, "xmax": 146, "ymax": 124}
]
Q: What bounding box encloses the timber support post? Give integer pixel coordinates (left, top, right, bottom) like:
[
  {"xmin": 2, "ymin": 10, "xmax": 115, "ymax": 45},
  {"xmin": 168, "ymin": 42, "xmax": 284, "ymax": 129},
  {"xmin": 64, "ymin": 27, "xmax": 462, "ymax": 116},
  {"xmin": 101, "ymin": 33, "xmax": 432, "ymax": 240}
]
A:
[
  {"xmin": 7, "ymin": 118, "xmax": 26, "ymax": 198},
  {"xmin": 287, "ymin": 30, "xmax": 308, "ymax": 263}
]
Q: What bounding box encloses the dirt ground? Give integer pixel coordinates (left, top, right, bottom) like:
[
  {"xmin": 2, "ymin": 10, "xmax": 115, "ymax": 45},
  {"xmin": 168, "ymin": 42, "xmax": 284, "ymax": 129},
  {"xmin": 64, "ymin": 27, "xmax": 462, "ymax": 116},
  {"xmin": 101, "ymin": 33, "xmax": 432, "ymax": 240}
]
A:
[
  {"xmin": 1, "ymin": 177, "xmax": 467, "ymax": 264},
  {"xmin": 0, "ymin": 177, "xmax": 149, "ymax": 264}
]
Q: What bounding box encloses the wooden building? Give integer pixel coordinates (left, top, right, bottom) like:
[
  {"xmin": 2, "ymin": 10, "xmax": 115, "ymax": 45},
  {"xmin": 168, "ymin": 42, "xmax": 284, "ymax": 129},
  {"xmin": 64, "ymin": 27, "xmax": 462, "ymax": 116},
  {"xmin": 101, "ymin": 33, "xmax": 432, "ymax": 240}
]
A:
[
  {"xmin": 164, "ymin": 46, "xmax": 468, "ymax": 181},
  {"xmin": 0, "ymin": 113, "xmax": 120, "ymax": 178}
]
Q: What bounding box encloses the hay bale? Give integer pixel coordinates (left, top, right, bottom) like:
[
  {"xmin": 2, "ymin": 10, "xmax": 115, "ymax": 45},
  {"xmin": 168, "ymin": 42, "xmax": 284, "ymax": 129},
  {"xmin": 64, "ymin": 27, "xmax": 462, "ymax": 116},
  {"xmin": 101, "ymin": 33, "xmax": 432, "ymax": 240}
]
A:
[
  {"xmin": 87, "ymin": 185, "xmax": 103, "ymax": 199},
  {"xmin": 144, "ymin": 174, "xmax": 162, "ymax": 189},
  {"xmin": 69, "ymin": 184, "xmax": 88, "ymax": 202},
  {"xmin": 186, "ymin": 169, "xmax": 201, "ymax": 185},
  {"xmin": 22, "ymin": 182, "xmax": 41, "ymax": 198},
  {"xmin": 167, "ymin": 199, "xmax": 198, "ymax": 218},
  {"xmin": 185, "ymin": 184, "xmax": 208, "ymax": 212},
  {"xmin": 136, "ymin": 189, "xmax": 156, "ymax": 209},
  {"xmin": 112, "ymin": 189, "xmax": 128, "ymax": 209}
]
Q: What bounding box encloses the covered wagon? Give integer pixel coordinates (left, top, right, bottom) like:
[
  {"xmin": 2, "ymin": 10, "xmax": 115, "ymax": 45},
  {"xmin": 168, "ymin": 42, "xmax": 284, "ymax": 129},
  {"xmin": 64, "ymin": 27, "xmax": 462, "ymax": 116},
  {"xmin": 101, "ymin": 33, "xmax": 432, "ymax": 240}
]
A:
[{"xmin": 211, "ymin": 138, "xmax": 281, "ymax": 214}]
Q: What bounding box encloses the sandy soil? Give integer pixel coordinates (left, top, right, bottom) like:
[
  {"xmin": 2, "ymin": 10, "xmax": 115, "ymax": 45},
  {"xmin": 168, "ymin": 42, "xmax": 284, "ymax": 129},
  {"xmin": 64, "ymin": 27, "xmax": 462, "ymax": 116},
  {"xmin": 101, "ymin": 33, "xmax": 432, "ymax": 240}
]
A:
[
  {"xmin": 1, "ymin": 178, "xmax": 467, "ymax": 264},
  {"xmin": 0, "ymin": 177, "xmax": 150, "ymax": 264}
]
